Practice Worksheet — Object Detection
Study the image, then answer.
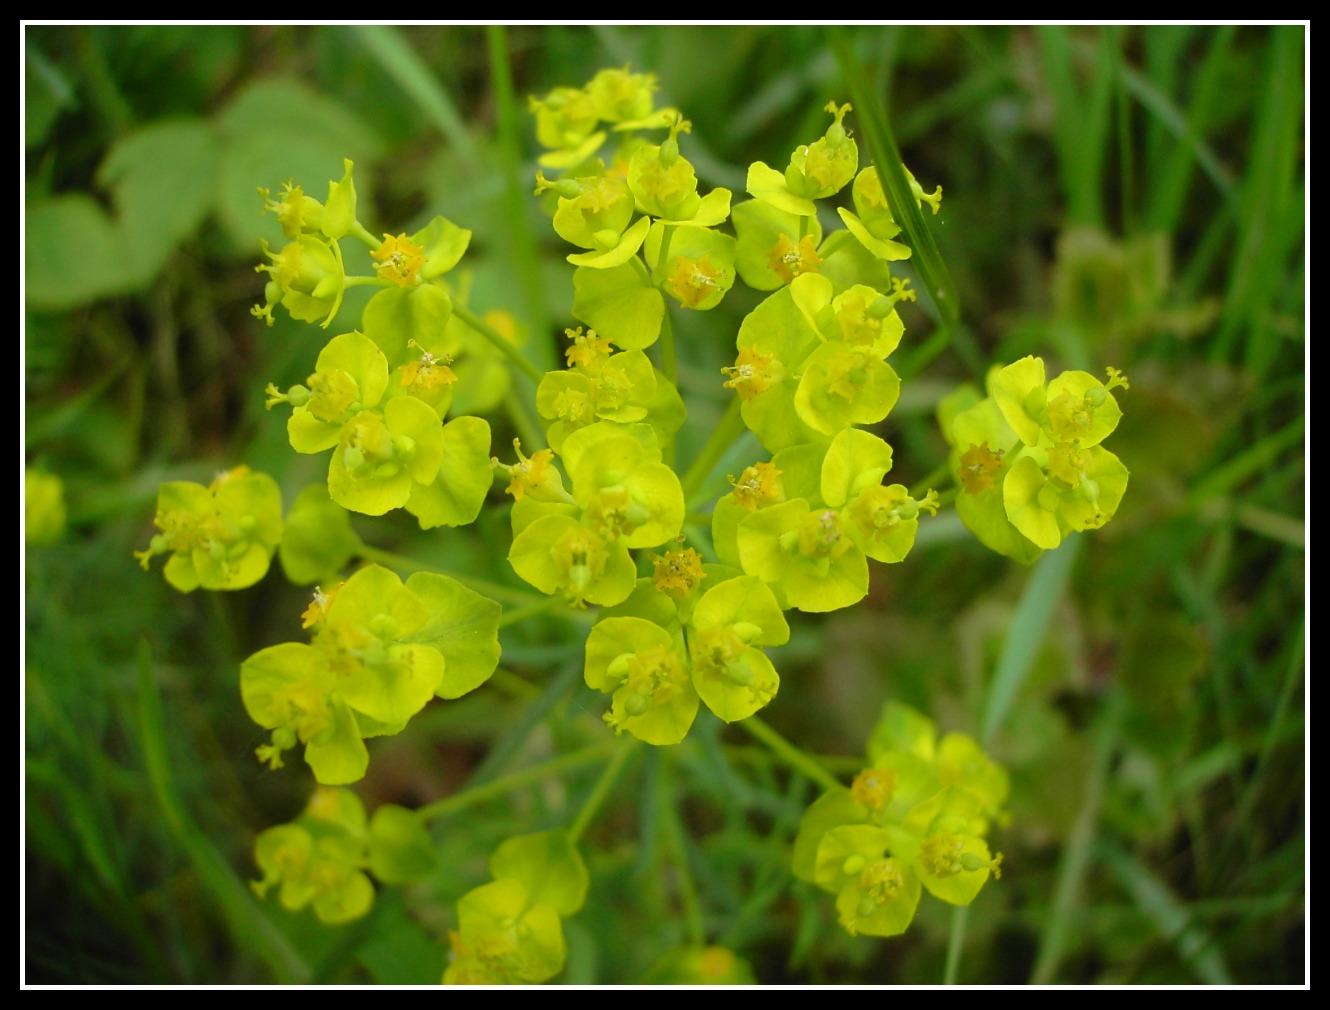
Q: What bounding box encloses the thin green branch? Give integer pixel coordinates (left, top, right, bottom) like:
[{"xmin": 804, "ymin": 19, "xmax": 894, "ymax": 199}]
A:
[
  {"xmin": 567, "ymin": 738, "xmax": 638, "ymax": 846},
  {"xmin": 943, "ymin": 906, "xmax": 969, "ymax": 984},
  {"xmin": 827, "ymin": 28, "xmax": 964, "ymax": 341},
  {"xmin": 453, "ymin": 303, "xmax": 545, "ymax": 385},
  {"xmin": 417, "ymin": 740, "xmax": 619, "ymax": 823},
  {"xmin": 486, "ymin": 25, "xmax": 554, "ymax": 370},
  {"xmin": 135, "ymin": 641, "xmax": 309, "ymax": 983},
  {"xmin": 680, "ymin": 396, "xmax": 745, "ymax": 504},
  {"xmin": 741, "ymin": 716, "xmax": 843, "ymax": 793},
  {"xmin": 355, "ymin": 542, "xmax": 539, "ymax": 607},
  {"xmin": 1029, "ymin": 689, "xmax": 1124, "ymax": 984},
  {"xmin": 657, "ymin": 752, "xmax": 706, "ymax": 946}
]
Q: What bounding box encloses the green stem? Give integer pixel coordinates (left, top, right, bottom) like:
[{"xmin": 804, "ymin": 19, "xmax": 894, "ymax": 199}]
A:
[
  {"xmin": 567, "ymin": 738, "xmax": 638, "ymax": 846},
  {"xmin": 629, "ymin": 254, "xmax": 653, "ymax": 284},
  {"xmin": 659, "ymin": 308, "xmax": 678, "ymax": 388},
  {"xmin": 453, "ymin": 303, "xmax": 546, "ymax": 385},
  {"xmin": 680, "ymin": 396, "xmax": 745, "ymax": 504},
  {"xmin": 1029, "ymin": 689, "xmax": 1124, "ymax": 983},
  {"xmin": 944, "ymin": 534, "xmax": 1084, "ymax": 983},
  {"xmin": 658, "ymin": 752, "xmax": 706, "ymax": 945},
  {"xmin": 498, "ymin": 593, "xmax": 593, "ymax": 628},
  {"xmin": 651, "ymin": 223, "xmax": 677, "ymax": 285},
  {"xmin": 416, "ymin": 741, "xmax": 619, "ymax": 823},
  {"xmin": 740, "ymin": 716, "xmax": 842, "ymax": 793},
  {"xmin": 351, "ymin": 221, "xmax": 382, "ymax": 248},
  {"xmin": 355, "ymin": 542, "xmax": 540, "ymax": 607},
  {"xmin": 74, "ymin": 27, "xmax": 133, "ymax": 135},
  {"xmin": 943, "ymin": 905, "xmax": 969, "ymax": 984},
  {"xmin": 342, "ymin": 275, "xmax": 392, "ymax": 290},
  {"xmin": 909, "ymin": 462, "xmax": 951, "ymax": 501},
  {"xmin": 136, "ymin": 641, "xmax": 310, "ymax": 983},
  {"xmin": 486, "ymin": 25, "xmax": 553, "ymax": 370},
  {"xmin": 503, "ymin": 387, "xmax": 547, "ymax": 454}
]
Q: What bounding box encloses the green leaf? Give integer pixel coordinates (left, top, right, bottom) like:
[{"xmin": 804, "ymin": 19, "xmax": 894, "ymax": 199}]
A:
[
  {"xmin": 792, "ymin": 788, "xmax": 864, "ymax": 882},
  {"xmin": 97, "ymin": 118, "xmax": 218, "ymax": 283},
  {"xmin": 731, "ymin": 198, "xmax": 823, "ymax": 291},
  {"xmin": 746, "ymin": 161, "xmax": 817, "ymax": 217},
  {"xmin": 24, "ymin": 41, "xmax": 73, "ymax": 149},
  {"xmin": 25, "ymin": 195, "xmax": 130, "ymax": 310},
  {"xmin": 214, "ymin": 79, "xmax": 383, "ymax": 250},
  {"xmin": 402, "ymin": 571, "xmax": 502, "ymax": 699},
  {"xmin": 820, "ymin": 428, "xmax": 894, "ymax": 508}
]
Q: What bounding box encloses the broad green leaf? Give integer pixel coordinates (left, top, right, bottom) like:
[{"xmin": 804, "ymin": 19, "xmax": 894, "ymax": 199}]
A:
[
  {"xmin": 98, "ymin": 118, "xmax": 218, "ymax": 283},
  {"xmin": 214, "ymin": 79, "xmax": 383, "ymax": 250},
  {"xmin": 25, "ymin": 195, "xmax": 129, "ymax": 309}
]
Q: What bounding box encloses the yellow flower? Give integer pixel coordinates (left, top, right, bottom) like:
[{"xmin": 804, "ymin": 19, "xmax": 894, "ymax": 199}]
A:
[
  {"xmin": 652, "ymin": 547, "xmax": 706, "ymax": 595},
  {"xmin": 371, "ymin": 233, "xmax": 426, "ymax": 287},
  {"xmin": 727, "ymin": 462, "xmax": 783, "ymax": 510},
  {"xmin": 767, "ymin": 233, "xmax": 821, "ymax": 283},
  {"xmin": 721, "ymin": 345, "xmax": 782, "ymax": 401}
]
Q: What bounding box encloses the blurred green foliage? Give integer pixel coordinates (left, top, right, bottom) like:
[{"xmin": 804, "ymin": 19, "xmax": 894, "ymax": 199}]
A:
[{"xmin": 23, "ymin": 25, "xmax": 1304, "ymax": 984}]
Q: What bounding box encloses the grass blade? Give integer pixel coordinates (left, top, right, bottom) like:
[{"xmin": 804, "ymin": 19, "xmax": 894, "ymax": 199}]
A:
[
  {"xmin": 1099, "ymin": 838, "xmax": 1235, "ymax": 984},
  {"xmin": 135, "ymin": 640, "xmax": 310, "ymax": 984},
  {"xmin": 827, "ymin": 29, "xmax": 965, "ymax": 345},
  {"xmin": 349, "ymin": 25, "xmax": 479, "ymax": 167},
  {"xmin": 980, "ymin": 534, "xmax": 1083, "ymax": 747}
]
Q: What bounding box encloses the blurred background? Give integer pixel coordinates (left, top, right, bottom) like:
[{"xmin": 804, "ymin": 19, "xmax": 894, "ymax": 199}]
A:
[{"xmin": 23, "ymin": 25, "xmax": 1305, "ymax": 984}]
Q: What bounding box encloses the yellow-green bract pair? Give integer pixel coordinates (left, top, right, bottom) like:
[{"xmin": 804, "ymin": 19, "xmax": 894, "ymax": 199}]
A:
[
  {"xmin": 133, "ymin": 466, "xmax": 283, "ymax": 592},
  {"xmin": 266, "ymin": 330, "xmax": 492, "ymax": 527},
  {"xmin": 240, "ymin": 564, "xmax": 501, "ymax": 784},
  {"xmin": 252, "ymin": 786, "xmax": 436, "ymax": 925},
  {"xmin": 794, "ymin": 702, "xmax": 1007, "ymax": 938},
  {"xmin": 507, "ymin": 421, "xmax": 685, "ymax": 609},
  {"xmin": 444, "ymin": 829, "xmax": 588, "ymax": 985},
  {"xmin": 942, "ymin": 356, "xmax": 1130, "ymax": 562},
  {"xmin": 585, "ymin": 571, "xmax": 790, "ymax": 745}
]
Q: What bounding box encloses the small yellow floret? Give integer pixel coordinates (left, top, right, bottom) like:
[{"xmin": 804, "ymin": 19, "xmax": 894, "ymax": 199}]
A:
[
  {"xmin": 768, "ymin": 233, "xmax": 822, "ymax": 283},
  {"xmin": 666, "ymin": 254, "xmax": 725, "ymax": 308},
  {"xmin": 850, "ymin": 767, "xmax": 897, "ymax": 812},
  {"xmin": 722, "ymin": 345, "xmax": 781, "ymax": 401},
  {"xmin": 372, "ymin": 233, "xmax": 426, "ymax": 288},
  {"xmin": 495, "ymin": 439, "xmax": 555, "ymax": 502},
  {"xmin": 959, "ymin": 441, "xmax": 1004, "ymax": 495},
  {"xmin": 727, "ymin": 461, "xmax": 783, "ymax": 510},
  {"xmin": 652, "ymin": 547, "xmax": 706, "ymax": 596},
  {"xmin": 399, "ymin": 341, "xmax": 457, "ymax": 393},
  {"xmin": 564, "ymin": 326, "xmax": 614, "ymax": 368},
  {"xmin": 300, "ymin": 582, "xmax": 343, "ymax": 630}
]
